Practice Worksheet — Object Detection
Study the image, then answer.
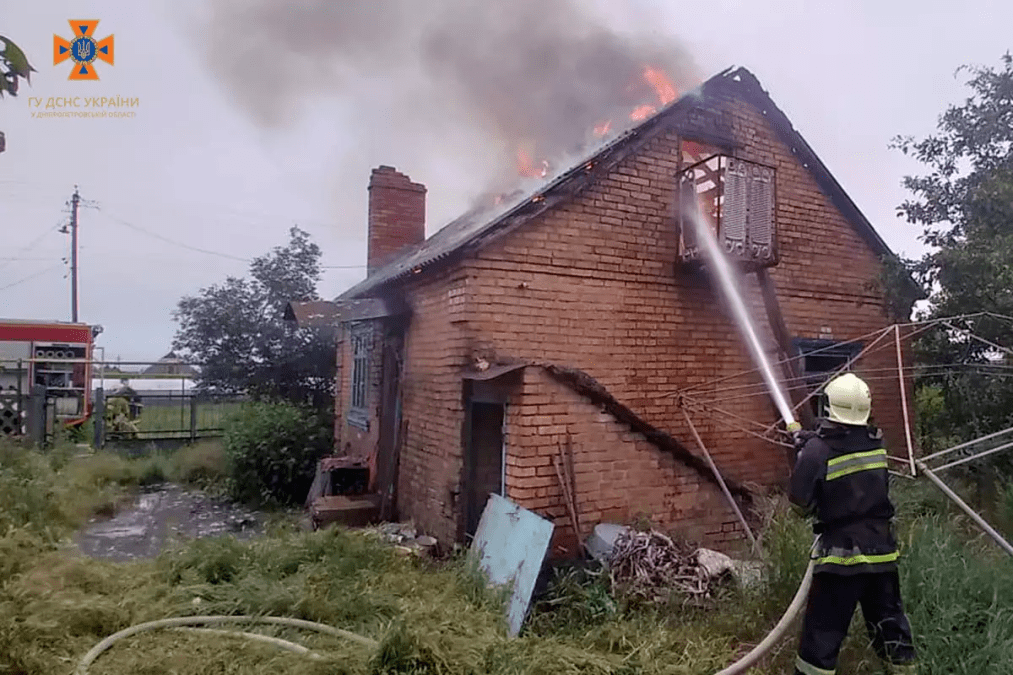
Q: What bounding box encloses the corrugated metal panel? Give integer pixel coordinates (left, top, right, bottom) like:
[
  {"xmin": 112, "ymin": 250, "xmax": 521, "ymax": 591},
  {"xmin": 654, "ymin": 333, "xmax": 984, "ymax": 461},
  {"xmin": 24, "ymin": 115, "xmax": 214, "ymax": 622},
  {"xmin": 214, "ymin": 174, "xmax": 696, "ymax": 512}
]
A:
[{"xmin": 468, "ymin": 493, "xmax": 554, "ymax": 637}]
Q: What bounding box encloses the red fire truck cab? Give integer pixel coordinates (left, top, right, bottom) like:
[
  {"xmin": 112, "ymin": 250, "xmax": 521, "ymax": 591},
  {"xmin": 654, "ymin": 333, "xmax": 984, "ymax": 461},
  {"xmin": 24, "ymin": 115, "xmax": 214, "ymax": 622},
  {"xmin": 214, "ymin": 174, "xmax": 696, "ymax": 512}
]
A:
[{"xmin": 0, "ymin": 319, "xmax": 101, "ymax": 426}]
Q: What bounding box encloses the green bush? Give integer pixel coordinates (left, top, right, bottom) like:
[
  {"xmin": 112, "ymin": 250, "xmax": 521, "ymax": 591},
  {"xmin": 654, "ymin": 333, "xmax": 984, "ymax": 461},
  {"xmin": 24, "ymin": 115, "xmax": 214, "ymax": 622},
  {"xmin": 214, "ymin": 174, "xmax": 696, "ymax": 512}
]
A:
[
  {"xmin": 0, "ymin": 442, "xmax": 71, "ymax": 540},
  {"xmin": 222, "ymin": 400, "xmax": 332, "ymax": 506},
  {"xmin": 168, "ymin": 441, "xmax": 229, "ymax": 486}
]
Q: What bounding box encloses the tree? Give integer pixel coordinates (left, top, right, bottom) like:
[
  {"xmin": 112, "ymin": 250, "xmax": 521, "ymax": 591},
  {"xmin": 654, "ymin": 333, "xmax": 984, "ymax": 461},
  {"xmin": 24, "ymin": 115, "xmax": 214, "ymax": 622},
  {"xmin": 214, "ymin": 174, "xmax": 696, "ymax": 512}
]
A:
[
  {"xmin": 891, "ymin": 53, "xmax": 1013, "ymax": 449},
  {"xmin": 171, "ymin": 226, "xmax": 336, "ymax": 410},
  {"xmin": 0, "ymin": 36, "xmax": 37, "ymax": 152}
]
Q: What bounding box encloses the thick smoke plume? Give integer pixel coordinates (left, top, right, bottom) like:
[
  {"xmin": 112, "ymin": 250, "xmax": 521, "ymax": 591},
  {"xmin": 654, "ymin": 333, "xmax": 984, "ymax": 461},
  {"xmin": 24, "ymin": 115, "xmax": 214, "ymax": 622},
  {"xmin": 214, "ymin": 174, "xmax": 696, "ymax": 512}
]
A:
[{"xmin": 196, "ymin": 0, "xmax": 702, "ymax": 226}]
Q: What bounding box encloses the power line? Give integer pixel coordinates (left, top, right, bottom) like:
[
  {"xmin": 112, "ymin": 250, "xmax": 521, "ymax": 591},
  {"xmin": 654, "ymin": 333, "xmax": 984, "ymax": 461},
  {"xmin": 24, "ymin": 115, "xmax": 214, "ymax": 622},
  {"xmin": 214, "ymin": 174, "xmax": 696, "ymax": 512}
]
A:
[
  {"xmin": 97, "ymin": 209, "xmax": 366, "ymax": 269},
  {"xmin": 0, "ymin": 263, "xmax": 65, "ymax": 293},
  {"xmin": 99, "ymin": 209, "xmax": 258, "ymax": 263},
  {"xmin": 0, "ymin": 180, "xmax": 353, "ymax": 233},
  {"xmin": 0, "ymin": 222, "xmax": 64, "ymax": 273}
]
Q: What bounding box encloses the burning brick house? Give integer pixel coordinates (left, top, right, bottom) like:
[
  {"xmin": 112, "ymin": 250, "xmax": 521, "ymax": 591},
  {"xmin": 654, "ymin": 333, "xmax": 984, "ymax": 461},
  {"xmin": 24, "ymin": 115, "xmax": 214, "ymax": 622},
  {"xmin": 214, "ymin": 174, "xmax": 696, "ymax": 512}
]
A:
[{"xmin": 300, "ymin": 66, "xmax": 915, "ymax": 555}]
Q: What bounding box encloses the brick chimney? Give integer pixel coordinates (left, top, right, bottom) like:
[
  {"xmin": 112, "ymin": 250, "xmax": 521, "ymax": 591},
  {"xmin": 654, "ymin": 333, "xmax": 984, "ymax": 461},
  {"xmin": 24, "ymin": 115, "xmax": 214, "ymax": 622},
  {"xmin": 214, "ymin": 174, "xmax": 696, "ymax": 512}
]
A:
[{"xmin": 367, "ymin": 166, "xmax": 426, "ymax": 274}]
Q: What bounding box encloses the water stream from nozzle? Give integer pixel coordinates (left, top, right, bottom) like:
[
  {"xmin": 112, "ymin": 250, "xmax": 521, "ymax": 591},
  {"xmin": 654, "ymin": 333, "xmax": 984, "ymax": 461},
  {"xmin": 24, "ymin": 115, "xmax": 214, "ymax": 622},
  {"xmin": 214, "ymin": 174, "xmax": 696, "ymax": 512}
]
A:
[{"xmin": 687, "ymin": 210, "xmax": 797, "ymax": 430}]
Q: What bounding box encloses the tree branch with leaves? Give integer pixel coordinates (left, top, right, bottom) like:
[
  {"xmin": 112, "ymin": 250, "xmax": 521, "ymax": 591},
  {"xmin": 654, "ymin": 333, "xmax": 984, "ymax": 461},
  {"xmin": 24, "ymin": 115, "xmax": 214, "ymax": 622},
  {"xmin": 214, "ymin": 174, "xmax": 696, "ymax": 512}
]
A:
[
  {"xmin": 0, "ymin": 35, "xmax": 37, "ymax": 152},
  {"xmin": 891, "ymin": 52, "xmax": 1013, "ymax": 450},
  {"xmin": 171, "ymin": 226, "xmax": 337, "ymax": 411}
]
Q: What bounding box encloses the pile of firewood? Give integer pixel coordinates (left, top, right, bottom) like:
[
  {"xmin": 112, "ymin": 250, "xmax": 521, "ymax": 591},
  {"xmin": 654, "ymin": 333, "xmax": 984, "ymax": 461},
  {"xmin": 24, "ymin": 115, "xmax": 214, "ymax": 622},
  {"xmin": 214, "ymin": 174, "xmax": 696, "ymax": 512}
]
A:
[{"xmin": 607, "ymin": 529, "xmax": 719, "ymax": 602}]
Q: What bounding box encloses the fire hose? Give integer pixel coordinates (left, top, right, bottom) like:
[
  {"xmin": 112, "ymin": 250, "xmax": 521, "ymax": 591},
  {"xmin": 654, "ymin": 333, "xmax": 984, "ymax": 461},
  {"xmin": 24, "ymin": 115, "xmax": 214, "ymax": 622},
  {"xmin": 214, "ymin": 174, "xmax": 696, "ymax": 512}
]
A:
[
  {"xmin": 75, "ymin": 615, "xmax": 378, "ymax": 674},
  {"xmin": 76, "ymin": 541, "xmax": 819, "ymax": 675},
  {"xmin": 77, "ymin": 559, "xmax": 817, "ymax": 675}
]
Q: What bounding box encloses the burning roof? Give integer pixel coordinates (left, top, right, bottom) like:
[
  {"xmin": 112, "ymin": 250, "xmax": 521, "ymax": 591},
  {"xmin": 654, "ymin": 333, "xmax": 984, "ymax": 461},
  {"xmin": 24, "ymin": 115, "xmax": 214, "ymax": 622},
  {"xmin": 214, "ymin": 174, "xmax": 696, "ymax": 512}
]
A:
[{"xmin": 338, "ymin": 66, "xmax": 895, "ymax": 302}]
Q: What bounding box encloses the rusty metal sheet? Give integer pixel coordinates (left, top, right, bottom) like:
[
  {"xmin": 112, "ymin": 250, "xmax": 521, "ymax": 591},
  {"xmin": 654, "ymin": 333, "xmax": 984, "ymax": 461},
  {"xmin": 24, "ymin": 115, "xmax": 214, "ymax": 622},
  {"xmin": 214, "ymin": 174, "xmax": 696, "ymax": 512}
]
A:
[
  {"xmin": 461, "ymin": 362, "xmax": 527, "ymax": 381},
  {"xmin": 283, "ymin": 301, "xmax": 340, "ymax": 327},
  {"xmin": 320, "ymin": 456, "xmax": 369, "ymax": 472},
  {"xmin": 468, "ymin": 493, "xmax": 554, "ymax": 637}
]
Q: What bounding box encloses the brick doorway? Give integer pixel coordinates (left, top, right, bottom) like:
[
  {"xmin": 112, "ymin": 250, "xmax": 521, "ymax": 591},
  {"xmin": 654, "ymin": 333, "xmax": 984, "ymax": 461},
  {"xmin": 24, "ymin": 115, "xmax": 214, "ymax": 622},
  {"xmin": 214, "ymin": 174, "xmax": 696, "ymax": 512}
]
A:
[{"xmin": 464, "ymin": 400, "xmax": 505, "ymax": 538}]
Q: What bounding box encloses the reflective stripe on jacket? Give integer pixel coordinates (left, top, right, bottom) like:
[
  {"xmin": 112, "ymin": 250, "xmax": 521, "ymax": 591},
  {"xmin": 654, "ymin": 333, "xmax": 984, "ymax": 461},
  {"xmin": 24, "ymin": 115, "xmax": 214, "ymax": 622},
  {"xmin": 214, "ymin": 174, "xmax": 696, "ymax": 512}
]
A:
[{"xmin": 789, "ymin": 421, "xmax": 899, "ymax": 575}]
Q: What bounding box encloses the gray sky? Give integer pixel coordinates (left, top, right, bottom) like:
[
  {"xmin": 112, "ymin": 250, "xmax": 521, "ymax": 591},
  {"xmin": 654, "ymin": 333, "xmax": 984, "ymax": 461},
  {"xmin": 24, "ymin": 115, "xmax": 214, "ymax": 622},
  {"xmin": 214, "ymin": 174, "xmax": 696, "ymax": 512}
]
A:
[{"xmin": 1, "ymin": 0, "xmax": 1009, "ymax": 363}]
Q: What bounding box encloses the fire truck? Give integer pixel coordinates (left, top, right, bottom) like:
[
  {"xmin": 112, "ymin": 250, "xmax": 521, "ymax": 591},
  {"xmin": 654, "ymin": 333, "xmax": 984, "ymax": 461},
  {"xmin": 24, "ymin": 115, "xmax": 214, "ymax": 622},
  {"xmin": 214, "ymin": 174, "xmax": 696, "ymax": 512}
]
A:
[{"xmin": 0, "ymin": 319, "xmax": 102, "ymax": 430}]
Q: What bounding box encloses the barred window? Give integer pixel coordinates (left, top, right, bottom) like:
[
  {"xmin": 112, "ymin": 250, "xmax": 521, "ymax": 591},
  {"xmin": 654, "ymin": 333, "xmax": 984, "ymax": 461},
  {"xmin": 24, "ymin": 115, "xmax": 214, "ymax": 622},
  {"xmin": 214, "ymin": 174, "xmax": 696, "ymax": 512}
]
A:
[{"xmin": 348, "ymin": 324, "xmax": 371, "ymax": 428}]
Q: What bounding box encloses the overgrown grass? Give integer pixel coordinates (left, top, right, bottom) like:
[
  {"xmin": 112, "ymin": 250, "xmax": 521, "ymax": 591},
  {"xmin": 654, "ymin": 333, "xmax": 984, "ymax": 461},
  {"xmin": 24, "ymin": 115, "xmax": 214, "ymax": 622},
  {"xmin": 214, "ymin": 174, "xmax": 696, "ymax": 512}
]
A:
[
  {"xmin": 135, "ymin": 402, "xmax": 243, "ymax": 435},
  {"xmin": 3, "ymin": 440, "xmax": 1013, "ymax": 674}
]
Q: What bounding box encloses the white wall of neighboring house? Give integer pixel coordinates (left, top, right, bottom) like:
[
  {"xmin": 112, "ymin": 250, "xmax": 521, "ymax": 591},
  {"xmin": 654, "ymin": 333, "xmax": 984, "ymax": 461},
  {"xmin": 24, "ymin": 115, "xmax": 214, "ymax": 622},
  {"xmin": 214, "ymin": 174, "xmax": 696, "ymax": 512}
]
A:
[{"xmin": 92, "ymin": 377, "xmax": 198, "ymax": 394}]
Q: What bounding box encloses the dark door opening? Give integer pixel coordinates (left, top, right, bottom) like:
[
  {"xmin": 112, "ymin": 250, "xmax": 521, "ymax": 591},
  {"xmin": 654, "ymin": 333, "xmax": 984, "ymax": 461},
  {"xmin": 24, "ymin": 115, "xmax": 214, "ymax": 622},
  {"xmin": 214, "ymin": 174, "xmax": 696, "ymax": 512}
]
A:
[
  {"xmin": 376, "ymin": 329, "xmax": 404, "ymax": 521},
  {"xmin": 465, "ymin": 402, "xmax": 504, "ymax": 538}
]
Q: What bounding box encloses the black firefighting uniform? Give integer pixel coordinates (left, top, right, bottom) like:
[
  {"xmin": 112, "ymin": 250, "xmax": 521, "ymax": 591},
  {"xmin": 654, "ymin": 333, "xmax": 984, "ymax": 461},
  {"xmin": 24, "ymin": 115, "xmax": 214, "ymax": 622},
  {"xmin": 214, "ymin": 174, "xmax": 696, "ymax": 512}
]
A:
[{"xmin": 788, "ymin": 421, "xmax": 918, "ymax": 675}]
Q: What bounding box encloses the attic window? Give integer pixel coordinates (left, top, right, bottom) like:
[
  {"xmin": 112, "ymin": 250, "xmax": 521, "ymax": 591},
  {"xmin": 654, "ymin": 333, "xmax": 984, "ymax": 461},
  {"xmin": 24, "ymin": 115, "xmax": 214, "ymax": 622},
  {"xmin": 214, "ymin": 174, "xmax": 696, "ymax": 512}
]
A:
[{"xmin": 677, "ymin": 151, "xmax": 778, "ymax": 271}]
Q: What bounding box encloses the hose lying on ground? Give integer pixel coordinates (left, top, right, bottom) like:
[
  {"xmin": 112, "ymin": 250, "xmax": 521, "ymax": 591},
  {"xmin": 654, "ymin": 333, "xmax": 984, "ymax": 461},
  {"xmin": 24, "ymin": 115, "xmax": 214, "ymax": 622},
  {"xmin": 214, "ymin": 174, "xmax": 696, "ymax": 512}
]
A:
[
  {"xmin": 712, "ymin": 556, "xmax": 814, "ymax": 675},
  {"xmin": 75, "ymin": 614, "xmax": 378, "ymax": 675},
  {"xmin": 78, "ymin": 543, "xmax": 817, "ymax": 675},
  {"xmin": 172, "ymin": 627, "xmax": 325, "ymax": 660}
]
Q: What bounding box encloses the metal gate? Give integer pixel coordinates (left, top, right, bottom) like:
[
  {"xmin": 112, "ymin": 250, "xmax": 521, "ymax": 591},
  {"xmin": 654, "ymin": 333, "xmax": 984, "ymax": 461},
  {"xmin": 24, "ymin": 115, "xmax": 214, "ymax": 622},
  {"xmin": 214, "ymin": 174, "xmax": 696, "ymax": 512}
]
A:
[
  {"xmin": 0, "ymin": 389, "xmax": 27, "ymax": 437},
  {"xmin": 0, "ymin": 386, "xmax": 50, "ymax": 446}
]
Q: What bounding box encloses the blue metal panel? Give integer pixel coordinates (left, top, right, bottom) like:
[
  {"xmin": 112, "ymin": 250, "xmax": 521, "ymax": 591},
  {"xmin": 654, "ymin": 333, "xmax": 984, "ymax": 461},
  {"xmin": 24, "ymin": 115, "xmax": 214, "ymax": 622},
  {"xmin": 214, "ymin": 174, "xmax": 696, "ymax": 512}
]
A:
[{"xmin": 468, "ymin": 493, "xmax": 554, "ymax": 637}]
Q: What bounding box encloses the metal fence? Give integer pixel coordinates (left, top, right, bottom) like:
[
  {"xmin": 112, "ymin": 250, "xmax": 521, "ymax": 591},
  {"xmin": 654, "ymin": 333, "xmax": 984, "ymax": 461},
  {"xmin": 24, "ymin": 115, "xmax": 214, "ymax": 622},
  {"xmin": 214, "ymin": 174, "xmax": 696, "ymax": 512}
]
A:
[
  {"xmin": 0, "ymin": 385, "xmax": 56, "ymax": 446},
  {"xmin": 94, "ymin": 388, "xmax": 248, "ymax": 448},
  {"xmin": 0, "ymin": 354, "xmax": 253, "ymax": 449}
]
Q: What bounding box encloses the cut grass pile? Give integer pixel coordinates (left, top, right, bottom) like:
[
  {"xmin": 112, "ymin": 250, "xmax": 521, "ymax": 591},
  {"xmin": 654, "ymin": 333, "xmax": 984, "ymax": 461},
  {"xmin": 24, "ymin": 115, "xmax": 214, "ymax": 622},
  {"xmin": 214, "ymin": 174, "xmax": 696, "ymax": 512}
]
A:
[{"xmin": 2, "ymin": 439, "xmax": 1013, "ymax": 674}]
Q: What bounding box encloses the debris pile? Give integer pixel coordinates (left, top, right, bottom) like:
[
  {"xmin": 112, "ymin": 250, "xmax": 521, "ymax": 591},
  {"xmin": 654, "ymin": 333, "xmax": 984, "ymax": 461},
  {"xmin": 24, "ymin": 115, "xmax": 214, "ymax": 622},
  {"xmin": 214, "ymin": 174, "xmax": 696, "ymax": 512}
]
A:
[
  {"xmin": 608, "ymin": 529, "xmax": 734, "ymax": 602},
  {"xmin": 364, "ymin": 521, "xmax": 438, "ymax": 556}
]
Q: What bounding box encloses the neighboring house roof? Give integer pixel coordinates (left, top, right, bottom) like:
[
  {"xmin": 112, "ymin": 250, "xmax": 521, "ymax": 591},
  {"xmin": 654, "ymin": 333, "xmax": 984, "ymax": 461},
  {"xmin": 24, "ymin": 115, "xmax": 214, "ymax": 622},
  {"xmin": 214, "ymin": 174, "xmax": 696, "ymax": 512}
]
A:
[
  {"xmin": 284, "ymin": 300, "xmax": 341, "ymax": 328},
  {"xmin": 339, "ymin": 66, "xmax": 898, "ymax": 302},
  {"xmin": 142, "ymin": 352, "xmax": 199, "ymax": 377}
]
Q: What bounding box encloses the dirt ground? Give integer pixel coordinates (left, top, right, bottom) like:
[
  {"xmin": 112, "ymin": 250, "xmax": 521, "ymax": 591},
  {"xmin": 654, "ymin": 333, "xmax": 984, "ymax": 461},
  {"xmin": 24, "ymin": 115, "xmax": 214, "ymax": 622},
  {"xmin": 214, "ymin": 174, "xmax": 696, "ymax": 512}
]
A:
[{"xmin": 75, "ymin": 483, "xmax": 264, "ymax": 562}]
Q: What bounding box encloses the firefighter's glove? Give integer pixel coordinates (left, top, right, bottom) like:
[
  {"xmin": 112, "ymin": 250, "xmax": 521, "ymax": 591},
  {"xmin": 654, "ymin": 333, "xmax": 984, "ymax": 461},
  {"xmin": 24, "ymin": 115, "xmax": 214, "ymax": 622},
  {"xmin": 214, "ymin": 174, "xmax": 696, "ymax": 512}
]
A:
[{"xmin": 793, "ymin": 429, "xmax": 817, "ymax": 453}]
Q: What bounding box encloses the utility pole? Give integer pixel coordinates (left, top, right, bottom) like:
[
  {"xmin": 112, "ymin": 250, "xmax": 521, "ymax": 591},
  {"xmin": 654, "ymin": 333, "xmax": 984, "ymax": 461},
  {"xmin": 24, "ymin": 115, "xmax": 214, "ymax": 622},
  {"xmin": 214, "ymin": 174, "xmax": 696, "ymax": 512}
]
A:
[{"xmin": 70, "ymin": 186, "xmax": 80, "ymax": 323}]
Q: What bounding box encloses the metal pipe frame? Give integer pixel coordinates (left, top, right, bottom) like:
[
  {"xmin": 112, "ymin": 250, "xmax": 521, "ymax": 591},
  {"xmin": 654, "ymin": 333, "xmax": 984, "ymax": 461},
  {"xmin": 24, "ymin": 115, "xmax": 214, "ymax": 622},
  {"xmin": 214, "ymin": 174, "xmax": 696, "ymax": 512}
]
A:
[
  {"xmin": 931, "ymin": 439, "xmax": 1013, "ymax": 473},
  {"xmin": 920, "ymin": 425, "xmax": 1013, "ymax": 463},
  {"xmin": 682, "ymin": 407, "xmax": 761, "ymax": 557},
  {"xmin": 916, "ymin": 460, "xmax": 1013, "ymax": 558}
]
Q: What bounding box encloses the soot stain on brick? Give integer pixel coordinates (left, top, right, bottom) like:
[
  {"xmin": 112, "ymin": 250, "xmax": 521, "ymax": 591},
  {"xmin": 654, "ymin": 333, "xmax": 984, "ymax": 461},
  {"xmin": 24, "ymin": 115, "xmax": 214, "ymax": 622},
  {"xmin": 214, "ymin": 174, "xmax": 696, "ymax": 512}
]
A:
[{"xmin": 536, "ymin": 362, "xmax": 753, "ymax": 505}]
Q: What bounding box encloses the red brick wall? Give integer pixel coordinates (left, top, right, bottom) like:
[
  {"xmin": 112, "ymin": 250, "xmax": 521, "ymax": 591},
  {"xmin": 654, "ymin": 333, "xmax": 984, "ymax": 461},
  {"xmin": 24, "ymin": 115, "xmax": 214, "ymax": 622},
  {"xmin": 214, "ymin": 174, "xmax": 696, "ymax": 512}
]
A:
[
  {"xmin": 392, "ymin": 269, "xmax": 473, "ymax": 544},
  {"xmin": 506, "ymin": 367, "xmax": 744, "ymax": 556},
  {"xmin": 368, "ymin": 166, "xmax": 426, "ymax": 274},
  {"xmin": 335, "ymin": 92, "xmax": 916, "ymax": 548},
  {"xmin": 453, "ymin": 94, "xmax": 911, "ymax": 537}
]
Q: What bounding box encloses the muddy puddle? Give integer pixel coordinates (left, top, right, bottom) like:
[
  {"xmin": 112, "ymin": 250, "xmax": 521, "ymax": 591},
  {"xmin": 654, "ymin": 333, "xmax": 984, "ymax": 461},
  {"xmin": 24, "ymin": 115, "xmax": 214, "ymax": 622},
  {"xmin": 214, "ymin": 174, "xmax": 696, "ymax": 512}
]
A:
[{"xmin": 76, "ymin": 483, "xmax": 264, "ymax": 562}]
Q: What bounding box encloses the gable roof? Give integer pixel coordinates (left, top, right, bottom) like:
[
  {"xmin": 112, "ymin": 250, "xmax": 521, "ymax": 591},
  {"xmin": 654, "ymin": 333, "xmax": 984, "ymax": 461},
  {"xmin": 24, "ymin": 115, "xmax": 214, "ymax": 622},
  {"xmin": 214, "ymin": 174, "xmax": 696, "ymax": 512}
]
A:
[
  {"xmin": 142, "ymin": 351, "xmax": 199, "ymax": 377},
  {"xmin": 339, "ymin": 66, "xmax": 896, "ymax": 301}
]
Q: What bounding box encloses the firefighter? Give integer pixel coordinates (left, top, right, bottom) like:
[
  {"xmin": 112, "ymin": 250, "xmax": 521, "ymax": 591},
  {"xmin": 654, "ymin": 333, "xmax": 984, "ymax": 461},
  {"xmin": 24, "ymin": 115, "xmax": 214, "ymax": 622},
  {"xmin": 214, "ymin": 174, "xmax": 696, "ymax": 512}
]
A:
[{"xmin": 788, "ymin": 372, "xmax": 918, "ymax": 675}]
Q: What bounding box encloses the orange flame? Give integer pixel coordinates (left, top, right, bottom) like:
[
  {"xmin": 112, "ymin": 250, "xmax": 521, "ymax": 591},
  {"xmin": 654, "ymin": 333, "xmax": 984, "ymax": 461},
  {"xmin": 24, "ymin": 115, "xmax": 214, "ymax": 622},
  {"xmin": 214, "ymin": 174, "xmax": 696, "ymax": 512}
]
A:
[
  {"xmin": 513, "ymin": 64, "xmax": 679, "ymax": 178},
  {"xmin": 629, "ymin": 104, "xmax": 656, "ymax": 121},
  {"xmin": 516, "ymin": 147, "xmax": 549, "ymax": 178},
  {"xmin": 593, "ymin": 120, "xmax": 612, "ymax": 137},
  {"xmin": 643, "ymin": 66, "xmax": 677, "ymax": 105}
]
